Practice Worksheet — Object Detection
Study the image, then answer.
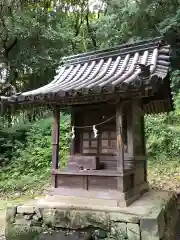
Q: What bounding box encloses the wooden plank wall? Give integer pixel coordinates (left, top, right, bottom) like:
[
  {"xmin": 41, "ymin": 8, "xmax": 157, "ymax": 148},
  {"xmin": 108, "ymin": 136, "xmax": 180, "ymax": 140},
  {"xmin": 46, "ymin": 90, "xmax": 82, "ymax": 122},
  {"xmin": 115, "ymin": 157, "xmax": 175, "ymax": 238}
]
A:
[
  {"xmin": 56, "ymin": 173, "xmax": 134, "ymax": 192},
  {"xmin": 73, "ymin": 105, "xmax": 129, "ymax": 170}
]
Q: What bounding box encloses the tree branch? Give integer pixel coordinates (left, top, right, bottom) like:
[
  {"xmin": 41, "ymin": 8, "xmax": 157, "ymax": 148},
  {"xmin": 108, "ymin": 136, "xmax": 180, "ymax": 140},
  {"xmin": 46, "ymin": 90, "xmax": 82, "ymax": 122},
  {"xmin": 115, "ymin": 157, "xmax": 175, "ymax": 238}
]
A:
[{"xmin": 85, "ymin": 8, "xmax": 97, "ymax": 48}]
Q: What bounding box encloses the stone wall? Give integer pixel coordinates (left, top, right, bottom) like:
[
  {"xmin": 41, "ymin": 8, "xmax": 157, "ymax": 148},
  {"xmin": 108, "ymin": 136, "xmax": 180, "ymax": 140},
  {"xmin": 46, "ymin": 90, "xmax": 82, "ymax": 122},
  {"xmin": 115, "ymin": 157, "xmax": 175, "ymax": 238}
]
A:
[{"xmin": 5, "ymin": 192, "xmax": 179, "ymax": 240}]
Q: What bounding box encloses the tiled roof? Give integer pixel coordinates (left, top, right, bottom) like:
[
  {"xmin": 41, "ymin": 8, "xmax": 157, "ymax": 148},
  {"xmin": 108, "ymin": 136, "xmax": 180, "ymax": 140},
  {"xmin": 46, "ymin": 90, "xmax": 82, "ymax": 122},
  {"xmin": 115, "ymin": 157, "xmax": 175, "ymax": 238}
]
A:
[{"xmin": 0, "ymin": 37, "xmax": 171, "ymax": 104}]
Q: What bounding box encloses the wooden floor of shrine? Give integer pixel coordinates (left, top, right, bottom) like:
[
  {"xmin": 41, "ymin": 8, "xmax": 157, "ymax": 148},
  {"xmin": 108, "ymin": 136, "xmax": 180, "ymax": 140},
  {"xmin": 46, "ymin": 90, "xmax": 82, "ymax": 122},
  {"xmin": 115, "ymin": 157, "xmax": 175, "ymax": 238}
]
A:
[{"xmin": 53, "ymin": 169, "xmax": 134, "ymax": 176}]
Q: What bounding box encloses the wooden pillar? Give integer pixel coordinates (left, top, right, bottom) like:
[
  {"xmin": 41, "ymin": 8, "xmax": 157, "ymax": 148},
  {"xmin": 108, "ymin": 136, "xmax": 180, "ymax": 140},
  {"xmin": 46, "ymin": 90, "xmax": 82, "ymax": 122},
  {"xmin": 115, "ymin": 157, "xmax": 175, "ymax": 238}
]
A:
[
  {"xmin": 116, "ymin": 102, "xmax": 124, "ymax": 173},
  {"xmin": 132, "ymin": 100, "xmax": 147, "ymax": 186},
  {"xmin": 141, "ymin": 115, "xmax": 147, "ymax": 182},
  {"xmin": 52, "ymin": 107, "xmax": 60, "ymax": 188},
  {"xmin": 126, "ymin": 102, "xmax": 133, "ymax": 157},
  {"xmin": 70, "ymin": 109, "xmax": 75, "ymax": 155}
]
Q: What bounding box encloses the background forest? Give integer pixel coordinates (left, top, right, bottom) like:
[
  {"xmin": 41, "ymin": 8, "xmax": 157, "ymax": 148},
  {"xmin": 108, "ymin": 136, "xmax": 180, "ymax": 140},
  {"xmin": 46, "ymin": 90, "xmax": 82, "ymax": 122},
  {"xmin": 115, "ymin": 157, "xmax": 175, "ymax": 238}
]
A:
[{"xmin": 1, "ymin": 0, "xmax": 180, "ymax": 198}]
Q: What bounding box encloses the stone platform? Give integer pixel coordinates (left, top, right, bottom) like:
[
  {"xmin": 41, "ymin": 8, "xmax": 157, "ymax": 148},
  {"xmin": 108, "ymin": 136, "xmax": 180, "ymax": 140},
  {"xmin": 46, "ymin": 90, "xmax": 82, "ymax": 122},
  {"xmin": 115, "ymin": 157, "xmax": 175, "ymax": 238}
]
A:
[{"xmin": 5, "ymin": 190, "xmax": 179, "ymax": 240}]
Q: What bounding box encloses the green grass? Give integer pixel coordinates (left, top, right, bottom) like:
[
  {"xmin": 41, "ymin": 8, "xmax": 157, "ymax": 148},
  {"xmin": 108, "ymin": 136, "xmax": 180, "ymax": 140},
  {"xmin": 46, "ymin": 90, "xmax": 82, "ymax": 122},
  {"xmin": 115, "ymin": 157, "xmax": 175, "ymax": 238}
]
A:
[
  {"xmin": 0, "ymin": 169, "xmax": 51, "ymax": 199},
  {"xmin": 0, "ymin": 115, "xmax": 69, "ymax": 199}
]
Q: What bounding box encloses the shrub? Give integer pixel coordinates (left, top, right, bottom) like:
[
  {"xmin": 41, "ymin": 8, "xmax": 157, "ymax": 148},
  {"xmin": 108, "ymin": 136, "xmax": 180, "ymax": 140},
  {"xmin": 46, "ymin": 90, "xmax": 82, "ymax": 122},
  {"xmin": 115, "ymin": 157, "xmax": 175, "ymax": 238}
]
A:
[
  {"xmin": 145, "ymin": 93, "xmax": 180, "ymax": 158},
  {"xmin": 0, "ymin": 113, "xmax": 70, "ymax": 196}
]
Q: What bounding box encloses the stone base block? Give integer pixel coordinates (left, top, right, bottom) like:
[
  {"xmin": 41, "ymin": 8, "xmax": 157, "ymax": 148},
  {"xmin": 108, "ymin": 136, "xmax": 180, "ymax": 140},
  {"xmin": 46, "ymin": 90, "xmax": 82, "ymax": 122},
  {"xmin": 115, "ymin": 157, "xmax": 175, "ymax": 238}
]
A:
[
  {"xmin": 52, "ymin": 182, "xmax": 149, "ymax": 207},
  {"xmin": 5, "ymin": 190, "xmax": 179, "ymax": 240}
]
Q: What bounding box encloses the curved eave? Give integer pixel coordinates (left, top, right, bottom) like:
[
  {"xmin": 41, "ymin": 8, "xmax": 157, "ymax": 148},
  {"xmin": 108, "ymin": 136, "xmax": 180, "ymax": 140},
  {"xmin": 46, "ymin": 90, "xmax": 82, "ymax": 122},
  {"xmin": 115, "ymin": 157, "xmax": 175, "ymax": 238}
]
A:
[{"xmin": 0, "ymin": 37, "xmax": 172, "ymax": 115}]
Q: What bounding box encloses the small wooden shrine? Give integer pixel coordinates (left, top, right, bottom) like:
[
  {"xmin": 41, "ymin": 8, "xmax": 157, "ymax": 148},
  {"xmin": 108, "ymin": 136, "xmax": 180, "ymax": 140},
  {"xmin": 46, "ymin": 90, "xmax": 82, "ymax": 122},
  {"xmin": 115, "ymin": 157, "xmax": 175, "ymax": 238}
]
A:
[{"xmin": 0, "ymin": 37, "xmax": 173, "ymax": 206}]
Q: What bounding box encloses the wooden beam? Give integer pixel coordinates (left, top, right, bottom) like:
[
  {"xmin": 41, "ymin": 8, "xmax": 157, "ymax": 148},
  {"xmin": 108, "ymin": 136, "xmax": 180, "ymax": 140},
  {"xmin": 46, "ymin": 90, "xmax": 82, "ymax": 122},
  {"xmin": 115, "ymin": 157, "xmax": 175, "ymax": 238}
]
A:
[
  {"xmin": 116, "ymin": 102, "xmax": 124, "ymax": 174},
  {"xmin": 103, "ymin": 84, "xmax": 115, "ymax": 93},
  {"xmin": 89, "ymin": 86, "xmax": 102, "ymax": 94},
  {"xmin": 120, "ymin": 82, "xmax": 129, "ymax": 91},
  {"xmin": 52, "ymin": 107, "xmax": 60, "ymax": 188}
]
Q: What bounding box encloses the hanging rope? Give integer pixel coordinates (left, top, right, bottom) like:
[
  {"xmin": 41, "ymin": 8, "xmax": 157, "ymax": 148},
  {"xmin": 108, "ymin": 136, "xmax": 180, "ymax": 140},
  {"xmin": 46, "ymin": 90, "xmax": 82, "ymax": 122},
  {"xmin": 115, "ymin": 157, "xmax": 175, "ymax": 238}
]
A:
[
  {"xmin": 69, "ymin": 99, "xmax": 142, "ymax": 139},
  {"xmin": 71, "ymin": 126, "xmax": 75, "ymax": 139},
  {"xmin": 93, "ymin": 125, "xmax": 98, "ymax": 138},
  {"xmin": 70, "ymin": 99, "xmax": 142, "ymax": 131},
  {"xmin": 70, "ymin": 115, "xmax": 116, "ymax": 139},
  {"xmin": 72, "ymin": 115, "xmax": 116, "ymax": 129}
]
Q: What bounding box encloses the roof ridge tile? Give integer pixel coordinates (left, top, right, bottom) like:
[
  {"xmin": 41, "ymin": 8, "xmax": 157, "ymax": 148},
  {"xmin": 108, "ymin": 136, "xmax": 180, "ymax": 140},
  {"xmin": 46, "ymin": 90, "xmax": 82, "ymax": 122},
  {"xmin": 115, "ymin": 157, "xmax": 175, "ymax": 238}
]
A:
[{"xmin": 62, "ymin": 37, "xmax": 163, "ymax": 65}]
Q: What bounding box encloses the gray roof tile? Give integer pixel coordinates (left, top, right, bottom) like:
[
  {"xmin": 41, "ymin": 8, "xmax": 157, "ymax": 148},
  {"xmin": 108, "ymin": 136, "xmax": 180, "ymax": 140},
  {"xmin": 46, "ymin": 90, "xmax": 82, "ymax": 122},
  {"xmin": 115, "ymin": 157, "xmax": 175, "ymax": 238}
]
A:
[{"xmin": 0, "ymin": 37, "xmax": 172, "ymax": 105}]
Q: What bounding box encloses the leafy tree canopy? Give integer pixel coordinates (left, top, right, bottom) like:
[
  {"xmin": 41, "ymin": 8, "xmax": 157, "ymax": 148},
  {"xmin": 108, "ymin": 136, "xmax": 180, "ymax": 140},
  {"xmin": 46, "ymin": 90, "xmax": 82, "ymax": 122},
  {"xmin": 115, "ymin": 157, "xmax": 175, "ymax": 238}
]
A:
[{"xmin": 0, "ymin": 0, "xmax": 180, "ymax": 96}]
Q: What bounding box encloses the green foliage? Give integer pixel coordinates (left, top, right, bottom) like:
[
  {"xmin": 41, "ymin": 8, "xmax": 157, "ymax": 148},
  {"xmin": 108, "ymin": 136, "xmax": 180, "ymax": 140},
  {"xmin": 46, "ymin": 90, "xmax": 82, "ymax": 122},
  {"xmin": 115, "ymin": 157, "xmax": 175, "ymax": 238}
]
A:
[
  {"xmin": 1, "ymin": 0, "xmax": 180, "ymax": 96},
  {"xmin": 146, "ymin": 93, "xmax": 180, "ymax": 158},
  {"xmin": 0, "ymin": 0, "xmax": 102, "ymax": 92},
  {"xmin": 0, "ymin": 0, "xmax": 180, "ymax": 93},
  {"xmin": 0, "ymin": 120, "xmax": 31, "ymax": 165},
  {"xmin": 0, "ymin": 113, "xmax": 70, "ymax": 196},
  {"xmin": 96, "ymin": 0, "xmax": 180, "ymax": 46}
]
